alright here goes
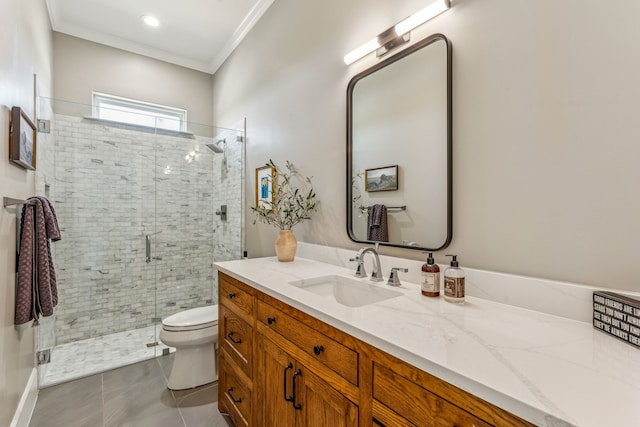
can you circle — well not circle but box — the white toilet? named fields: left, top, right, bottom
left=159, top=305, right=219, bottom=390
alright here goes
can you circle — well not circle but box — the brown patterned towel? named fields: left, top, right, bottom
left=367, top=204, right=389, bottom=242
left=15, top=196, right=61, bottom=325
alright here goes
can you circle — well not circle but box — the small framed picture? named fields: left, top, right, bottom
left=256, top=165, right=275, bottom=208
left=365, top=165, right=398, bottom=192
left=9, top=107, right=37, bottom=170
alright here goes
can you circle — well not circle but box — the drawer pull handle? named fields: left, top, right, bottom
left=227, top=332, right=242, bottom=344
left=267, top=316, right=276, bottom=325
left=313, top=345, right=324, bottom=356
left=228, top=292, right=236, bottom=299
left=283, top=363, right=293, bottom=402
left=292, top=369, right=302, bottom=410
left=227, top=387, right=242, bottom=403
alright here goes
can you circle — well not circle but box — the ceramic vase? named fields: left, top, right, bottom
left=275, top=229, right=297, bottom=262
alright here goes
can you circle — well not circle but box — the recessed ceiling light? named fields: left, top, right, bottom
left=142, top=15, right=160, bottom=27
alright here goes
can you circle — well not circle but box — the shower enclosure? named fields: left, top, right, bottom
left=35, top=98, right=244, bottom=386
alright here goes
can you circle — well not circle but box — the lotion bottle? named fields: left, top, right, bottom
left=444, top=255, right=465, bottom=304
left=421, top=252, right=440, bottom=297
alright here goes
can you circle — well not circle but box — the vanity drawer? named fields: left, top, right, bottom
left=257, top=299, right=358, bottom=386
left=220, top=352, right=251, bottom=427
left=373, top=363, right=491, bottom=427
left=220, top=305, right=253, bottom=378
left=219, top=274, right=254, bottom=322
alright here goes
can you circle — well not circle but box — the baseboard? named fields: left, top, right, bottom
left=10, top=368, right=38, bottom=427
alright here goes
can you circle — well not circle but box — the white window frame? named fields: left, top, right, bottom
left=92, top=92, right=188, bottom=132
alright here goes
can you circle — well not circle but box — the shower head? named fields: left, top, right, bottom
left=206, top=139, right=226, bottom=153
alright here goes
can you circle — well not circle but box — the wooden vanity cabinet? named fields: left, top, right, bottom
left=218, top=274, right=256, bottom=427
left=255, top=295, right=359, bottom=426
left=256, top=333, right=358, bottom=426
left=371, top=362, right=490, bottom=427
left=219, top=352, right=252, bottom=427
left=256, top=298, right=359, bottom=387
left=365, top=345, right=535, bottom=427
left=217, top=272, right=535, bottom=427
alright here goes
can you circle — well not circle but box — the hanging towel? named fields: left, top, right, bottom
left=15, top=196, right=61, bottom=325
left=367, top=204, right=389, bottom=242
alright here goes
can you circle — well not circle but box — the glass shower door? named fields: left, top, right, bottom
left=150, top=121, right=245, bottom=355
left=36, top=98, right=245, bottom=386
left=39, top=103, right=160, bottom=386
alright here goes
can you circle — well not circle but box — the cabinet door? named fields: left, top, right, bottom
left=295, top=361, right=358, bottom=427
left=220, top=305, right=253, bottom=378
left=255, top=335, right=296, bottom=427
left=257, top=335, right=358, bottom=427
left=219, top=352, right=251, bottom=427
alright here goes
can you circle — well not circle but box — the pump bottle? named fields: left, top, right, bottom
left=444, top=255, right=465, bottom=304
left=421, top=252, right=440, bottom=297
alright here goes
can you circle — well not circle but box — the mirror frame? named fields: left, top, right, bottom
left=346, top=33, right=452, bottom=251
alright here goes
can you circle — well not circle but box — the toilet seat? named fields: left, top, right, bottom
left=162, top=305, right=219, bottom=332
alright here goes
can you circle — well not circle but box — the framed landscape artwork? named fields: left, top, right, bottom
left=365, top=165, right=398, bottom=192
left=9, top=106, right=37, bottom=170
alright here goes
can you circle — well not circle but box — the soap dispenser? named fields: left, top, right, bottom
left=421, top=252, right=440, bottom=297
left=444, top=255, right=465, bottom=304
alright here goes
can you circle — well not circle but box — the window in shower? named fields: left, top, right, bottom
left=92, top=92, right=188, bottom=132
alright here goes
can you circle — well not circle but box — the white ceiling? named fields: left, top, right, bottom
left=45, top=0, right=275, bottom=74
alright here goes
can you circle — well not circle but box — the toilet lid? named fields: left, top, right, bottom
left=162, top=305, right=218, bottom=331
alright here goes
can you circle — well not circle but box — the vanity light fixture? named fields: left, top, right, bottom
left=343, top=0, right=450, bottom=65
left=142, top=15, right=160, bottom=27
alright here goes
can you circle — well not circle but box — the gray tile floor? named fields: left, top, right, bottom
left=29, top=354, right=234, bottom=427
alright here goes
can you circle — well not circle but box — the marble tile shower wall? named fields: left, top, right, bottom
left=52, top=115, right=239, bottom=344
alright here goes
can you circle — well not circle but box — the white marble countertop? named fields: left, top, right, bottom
left=215, top=256, right=640, bottom=427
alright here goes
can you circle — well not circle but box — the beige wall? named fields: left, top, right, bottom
left=213, top=0, right=640, bottom=293
left=53, top=33, right=214, bottom=126
left=0, top=0, right=53, bottom=424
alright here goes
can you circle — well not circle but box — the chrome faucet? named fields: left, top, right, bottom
left=349, top=247, right=383, bottom=282
left=387, top=267, right=408, bottom=287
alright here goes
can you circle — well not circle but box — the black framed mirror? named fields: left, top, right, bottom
left=347, top=33, right=452, bottom=251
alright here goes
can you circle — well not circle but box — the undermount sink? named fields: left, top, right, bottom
left=289, top=275, right=402, bottom=308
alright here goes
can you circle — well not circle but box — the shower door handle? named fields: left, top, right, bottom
left=145, top=235, right=151, bottom=263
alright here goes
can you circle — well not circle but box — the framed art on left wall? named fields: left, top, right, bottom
left=9, top=106, right=37, bottom=170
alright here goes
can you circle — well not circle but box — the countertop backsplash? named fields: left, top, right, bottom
left=296, top=241, right=640, bottom=324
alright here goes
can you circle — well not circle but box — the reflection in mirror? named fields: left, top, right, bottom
left=347, top=34, right=451, bottom=251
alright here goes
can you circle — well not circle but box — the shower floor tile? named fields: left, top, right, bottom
left=40, top=325, right=174, bottom=387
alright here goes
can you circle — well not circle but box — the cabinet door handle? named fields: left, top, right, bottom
left=313, top=345, right=324, bottom=356
left=227, top=387, right=242, bottom=403
left=283, top=363, right=293, bottom=402
left=227, top=332, right=242, bottom=344
left=228, top=292, right=236, bottom=299
left=292, top=369, right=302, bottom=410
left=267, top=316, right=276, bottom=325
